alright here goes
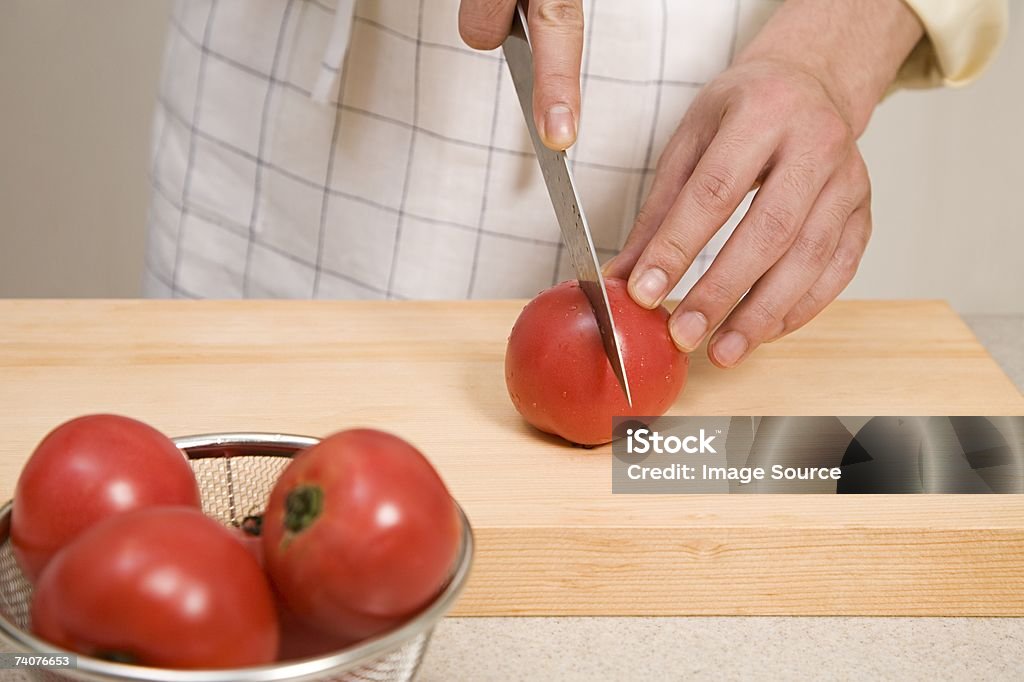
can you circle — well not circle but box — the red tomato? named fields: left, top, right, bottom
left=231, top=516, right=266, bottom=570
left=505, top=278, right=689, bottom=445
left=276, top=606, right=356, bottom=662
left=31, top=507, right=279, bottom=669
left=230, top=518, right=353, bottom=661
left=263, top=429, right=460, bottom=641
left=12, top=414, right=201, bottom=580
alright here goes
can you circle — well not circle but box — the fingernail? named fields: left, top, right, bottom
left=543, top=105, right=576, bottom=149
left=670, top=311, right=708, bottom=351
left=712, top=331, right=749, bottom=368
left=630, top=268, right=668, bottom=308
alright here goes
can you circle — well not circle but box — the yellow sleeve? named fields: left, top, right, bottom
left=895, top=0, right=1008, bottom=88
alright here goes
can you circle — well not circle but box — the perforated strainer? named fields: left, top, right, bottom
left=0, top=433, right=474, bottom=682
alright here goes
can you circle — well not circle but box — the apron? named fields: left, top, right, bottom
left=145, top=0, right=780, bottom=299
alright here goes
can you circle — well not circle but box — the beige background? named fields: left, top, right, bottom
left=0, top=0, right=1021, bottom=312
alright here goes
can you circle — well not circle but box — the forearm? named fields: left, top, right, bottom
left=734, top=0, right=924, bottom=135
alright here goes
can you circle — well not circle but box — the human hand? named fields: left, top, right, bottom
left=603, top=0, right=923, bottom=368
left=459, top=0, right=583, bottom=150
left=604, top=59, right=871, bottom=368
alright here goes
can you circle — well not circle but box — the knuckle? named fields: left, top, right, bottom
left=535, top=0, right=584, bottom=31
left=821, top=206, right=848, bottom=232
left=792, top=232, right=834, bottom=268
left=833, top=192, right=859, bottom=220
left=634, top=204, right=659, bottom=232
left=831, top=246, right=862, bottom=279
left=536, top=70, right=579, bottom=93
left=819, top=194, right=857, bottom=232
left=780, top=156, right=818, bottom=198
left=652, top=146, right=676, bottom=176
left=691, top=167, right=739, bottom=217
left=785, top=291, right=820, bottom=327
left=655, top=229, right=696, bottom=269
left=747, top=296, right=782, bottom=330
left=751, top=204, right=799, bottom=256
left=798, top=288, right=821, bottom=313
left=698, top=276, right=737, bottom=309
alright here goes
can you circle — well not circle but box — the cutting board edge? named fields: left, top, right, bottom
left=451, top=524, right=1024, bottom=616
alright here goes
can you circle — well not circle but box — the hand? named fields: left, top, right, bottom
left=604, top=60, right=871, bottom=368
left=603, top=0, right=923, bottom=368
left=459, top=0, right=583, bottom=150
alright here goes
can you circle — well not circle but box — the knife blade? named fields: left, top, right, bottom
left=501, top=3, right=632, bottom=406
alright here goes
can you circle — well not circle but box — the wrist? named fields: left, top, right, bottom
left=733, top=0, right=923, bottom=134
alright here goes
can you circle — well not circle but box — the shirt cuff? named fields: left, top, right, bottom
left=893, top=0, right=1008, bottom=89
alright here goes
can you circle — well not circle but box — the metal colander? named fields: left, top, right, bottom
left=0, top=433, right=474, bottom=682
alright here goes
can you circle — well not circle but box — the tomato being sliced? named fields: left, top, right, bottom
left=263, top=429, right=460, bottom=642
left=31, top=506, right=279, bottom=669
left=12, top=414, right=201, bottom=580
left=505, top=278, right=689, bottom=445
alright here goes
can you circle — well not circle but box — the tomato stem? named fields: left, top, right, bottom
left=284, top=485, right=324, bottom=534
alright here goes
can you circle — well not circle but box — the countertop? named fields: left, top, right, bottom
left=420, top=314, right=1024, bottom=681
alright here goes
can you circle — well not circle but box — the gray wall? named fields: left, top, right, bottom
left=0, top=1, right=1021, bottom=312
left=852, top=5, right=1024, bottom=314
left=0, top=0, right=172, bottom=297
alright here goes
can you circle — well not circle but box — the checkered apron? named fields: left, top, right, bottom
left=145, top=0, right=778, bottom=299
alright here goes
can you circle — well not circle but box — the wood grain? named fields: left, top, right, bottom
left=0, top=299, right=1022, bottom=615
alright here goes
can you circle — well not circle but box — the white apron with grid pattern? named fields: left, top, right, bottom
left=145, top=0, right=778, bottom=300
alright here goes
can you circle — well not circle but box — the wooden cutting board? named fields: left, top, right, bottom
left=1, top=300, right=1022, bottom=616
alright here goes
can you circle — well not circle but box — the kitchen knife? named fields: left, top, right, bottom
left=502, top=3, right=632, bottom=406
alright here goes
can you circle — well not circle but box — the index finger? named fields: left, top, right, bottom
left=626, top=120, right=776, bottom=309
left=527, top=0, right=584, bottom=150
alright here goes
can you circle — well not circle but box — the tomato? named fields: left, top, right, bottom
left=505, top=278, right=689, bottom=445
left=230, top=517, right=353, bottom=661
left=31, top=507, right=279, bottom=669
left=232, top=516, right=266, bottom=570
left=12, top=414, right=201, bottom=580
left=263, top=429, right=460, bottom=641
left=276, top=606, right=356, bottom=662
